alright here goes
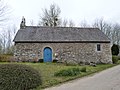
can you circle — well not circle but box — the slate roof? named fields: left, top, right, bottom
left=13, top=26, right=110, bottom=43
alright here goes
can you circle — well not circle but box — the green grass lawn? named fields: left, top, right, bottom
left=0, top=62, right=118, bottom=90
left=22, top=63, right=116, bottom=90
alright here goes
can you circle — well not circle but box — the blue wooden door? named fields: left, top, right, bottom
left=43, top=47, right=52, bottom=62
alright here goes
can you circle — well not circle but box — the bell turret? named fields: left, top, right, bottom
left=20, top=16, right=26, bottom=29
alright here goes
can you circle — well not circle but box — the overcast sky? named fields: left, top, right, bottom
left=8, top=0, right=120, bottom=27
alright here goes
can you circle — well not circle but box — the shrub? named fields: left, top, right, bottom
left=112, top=56, right=118, bottom=64
left=111, top=44, right=119, bottom=55
left=54, top=68, right=81, bottom=76
left=118, top=56, right=120, bottom=60
left=38, top=59, right=43, bottom=63
left=0, top=54, right=11, bottom=62
left=81, top=67, right=87, bottom=72
left=0, top=64, right=42, bottom=90
left=53, top=59, right=58, bottom=63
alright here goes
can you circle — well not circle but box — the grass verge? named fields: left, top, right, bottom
left=24, top=63, right=117, bottom=90
left=0, top=62, right=118, bottom=90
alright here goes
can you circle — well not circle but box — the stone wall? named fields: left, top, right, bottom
left=14, top=43, right=112, bottom=64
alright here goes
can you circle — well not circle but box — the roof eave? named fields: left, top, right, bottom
left=14, top=40, right=110, bottom=43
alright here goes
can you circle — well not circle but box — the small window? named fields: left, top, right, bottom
left=97, top=44, right=101, bottom=51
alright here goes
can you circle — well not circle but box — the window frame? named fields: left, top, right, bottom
left=96, top=44, right=101, bottom=52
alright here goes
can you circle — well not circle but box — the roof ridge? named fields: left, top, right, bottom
left=25, top=26, right=99, bottom=29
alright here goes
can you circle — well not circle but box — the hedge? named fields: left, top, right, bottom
left=0, top=64, right=42, bottom=90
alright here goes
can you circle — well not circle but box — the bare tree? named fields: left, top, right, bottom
left=92, top=18, right=107, bottom=31
left=92, top=18, right=112, bottom=36
left=0, top=38, right=3, bottom=54
left=38, top=3, right=61, bottom=27
left=69, top=20, right=75, bottom=27
left=6, top=25, right=17, bottom=54
left=62, top=19, right=68, bottom=27
left=92, top=18, right=120, bottom=46
left=0, top=0, right=11, bottom=25
left=0, top=30, right=7, bottom=54
left=0, top=0, right=13, bottom=54
left=79, top=19, right=89, bottom=28
left=7, top=29, right=11, bottom=49
left=111, top=23, right=120, bottom=45
left=61, top=19, right=76, bottom=27
left=0, top=24, right=17, bottom=54
left=30, top=19, right=34, bottom=26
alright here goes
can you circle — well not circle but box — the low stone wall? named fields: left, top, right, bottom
left=14, top=43, right=112, bottom=64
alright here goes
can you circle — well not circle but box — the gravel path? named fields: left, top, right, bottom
left=44, top=65, right=120, bottom=90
